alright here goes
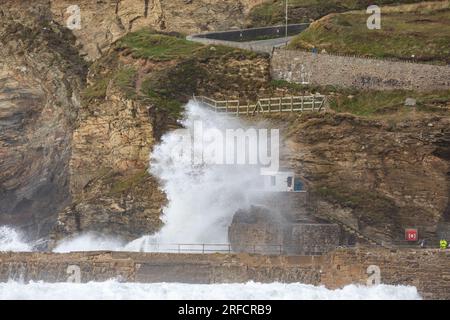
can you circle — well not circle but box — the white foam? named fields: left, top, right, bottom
left=53, top=233, right=125, bottom=253
left=129, top=101, right=264, bottom=249
left=0, top=281, right=421, bottom=300
left=0, top=226, right=32, bottom=252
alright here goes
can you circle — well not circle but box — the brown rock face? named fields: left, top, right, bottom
left=52, top=87, right=166, bottom=241
left=50, top=0, right=266, bottom=60
left=282, top=113, right=450, bottom=244
left=50, top=34, right=271, bottom=241
left=0, top=1, right=86, bottom=239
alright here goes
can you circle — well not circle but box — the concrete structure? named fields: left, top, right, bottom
left=228, top=205, right=341, bottom=255
left=1, top=249, right=449, bottom=299
left=262, top=171, right=305, bottom=192
left=271, top=49, right=450, bottom=91
left=187, top=24, right=309, bottom=54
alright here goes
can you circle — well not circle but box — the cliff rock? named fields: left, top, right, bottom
left=0, top=1, right=87, bottom=239
left=50, top=0, right=266, bottom=60
left=282, top=113, right=450, bottom=243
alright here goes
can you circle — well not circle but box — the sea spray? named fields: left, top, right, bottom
left=53, top=233, right=125, bottom=253
left=126, top=101, right=268, bottom=250
left=0, top=226, right=32, bottom=252
left=0, top=281, right=421, bottom=300
left=3, top=100, right=278, bottom=253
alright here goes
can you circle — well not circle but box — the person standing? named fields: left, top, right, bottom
left=420, top=239, right=426, bottom=248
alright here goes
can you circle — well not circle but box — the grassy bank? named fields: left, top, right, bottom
left=270, top=80, right=450, bottom=117
left=288, top=1, right=450, bottom=64
left=248, top=0, right=428, bottom=26
left=83, top=29, right=270, bottom=122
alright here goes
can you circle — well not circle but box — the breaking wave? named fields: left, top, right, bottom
left=0, top=226, right=32, bottom=252
left=53, top=233, right=125, bottom=253
left=0, top=281, right=421, bottom=300
left=126, top=100, right=267, bottom=250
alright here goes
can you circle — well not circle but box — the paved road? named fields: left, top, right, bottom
left=245, top=36, right=295, bottom=49
left=187, top=24, right=306, bottom=54
left=186, top=35, right=297, bottom=54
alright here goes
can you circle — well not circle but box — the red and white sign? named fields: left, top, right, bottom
left=405, top=229, right=418, bottom=241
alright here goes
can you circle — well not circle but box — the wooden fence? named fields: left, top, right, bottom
left=193, top=95, right=326, bottom=116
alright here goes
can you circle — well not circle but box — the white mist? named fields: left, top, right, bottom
left=126, top=101, right=264, bottom=250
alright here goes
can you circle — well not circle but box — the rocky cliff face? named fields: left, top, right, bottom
left=51, top=87, right=166, bottom=242
left=50, top=0, right=266, bottom=61
left=0, top=1, right=87, bottom=239
left=281, top=113, right=450, bottom=243
left=1, top=0, right=448, bottom=248
left=50, top=29, right=271, bottom=242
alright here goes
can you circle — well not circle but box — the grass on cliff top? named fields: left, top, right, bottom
left=85, top=28, right=266, bottom=121
left=329, top=90, right=450, bottom=116
left=271, top=80, right=450, bottom=117
left=248, top=0, right=427, bottom=26
left=116, top=29, right=203, bottom=61
left=287, top=2, right=450, bottom=64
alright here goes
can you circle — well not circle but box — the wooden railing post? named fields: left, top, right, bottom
left=197, top=95, right=326, bottom=115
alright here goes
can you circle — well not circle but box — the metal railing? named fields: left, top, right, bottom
left=194, top=95, right=326, bottom=116
left=136, top=243, right=328, bottom=256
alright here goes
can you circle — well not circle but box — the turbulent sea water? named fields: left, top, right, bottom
left=0, top=101, right=423, bottom=300
left=0, top=226, right=422, bottom=300
left=0, top=281, right=421, bottom=300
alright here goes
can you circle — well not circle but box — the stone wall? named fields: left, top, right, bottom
left=0, top=249, right=449, bottom=299
left=321, top=248, right=450, bottom=300
left=228, top=204, right=342, bottom=255
left=249, top=192, right=311, bottom=222
left=0, top=251, right=324, bottom=285
left=289, top=224, right=340, bottom=255
left=271, top=49, right=450, bottom=91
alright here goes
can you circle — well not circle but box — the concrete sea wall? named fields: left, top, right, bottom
left=0, top=248, right=449, bottom=299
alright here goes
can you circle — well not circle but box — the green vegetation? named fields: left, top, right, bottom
left=269, top=81, right=450, bottom=117
left=315, top=186, right=400, bottom=226
left=109, top=170, right=149, bottom=195
left=329, top=90, right=450, bottom=116
left=82, top=77, right=110, bottom=102
left=116, top=29, right=203, bottom=61
left=113, top=67, right=137, bottom=98
left=83, top=28, right=265, bottom=122
left=248, top=0, right=426, bottom=26
left=270, top=79, right=337, bottom=93
left=288, top=2, right=450, bottom=64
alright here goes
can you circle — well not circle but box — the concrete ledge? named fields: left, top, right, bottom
left=0, top=248, right=449, bottom=299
